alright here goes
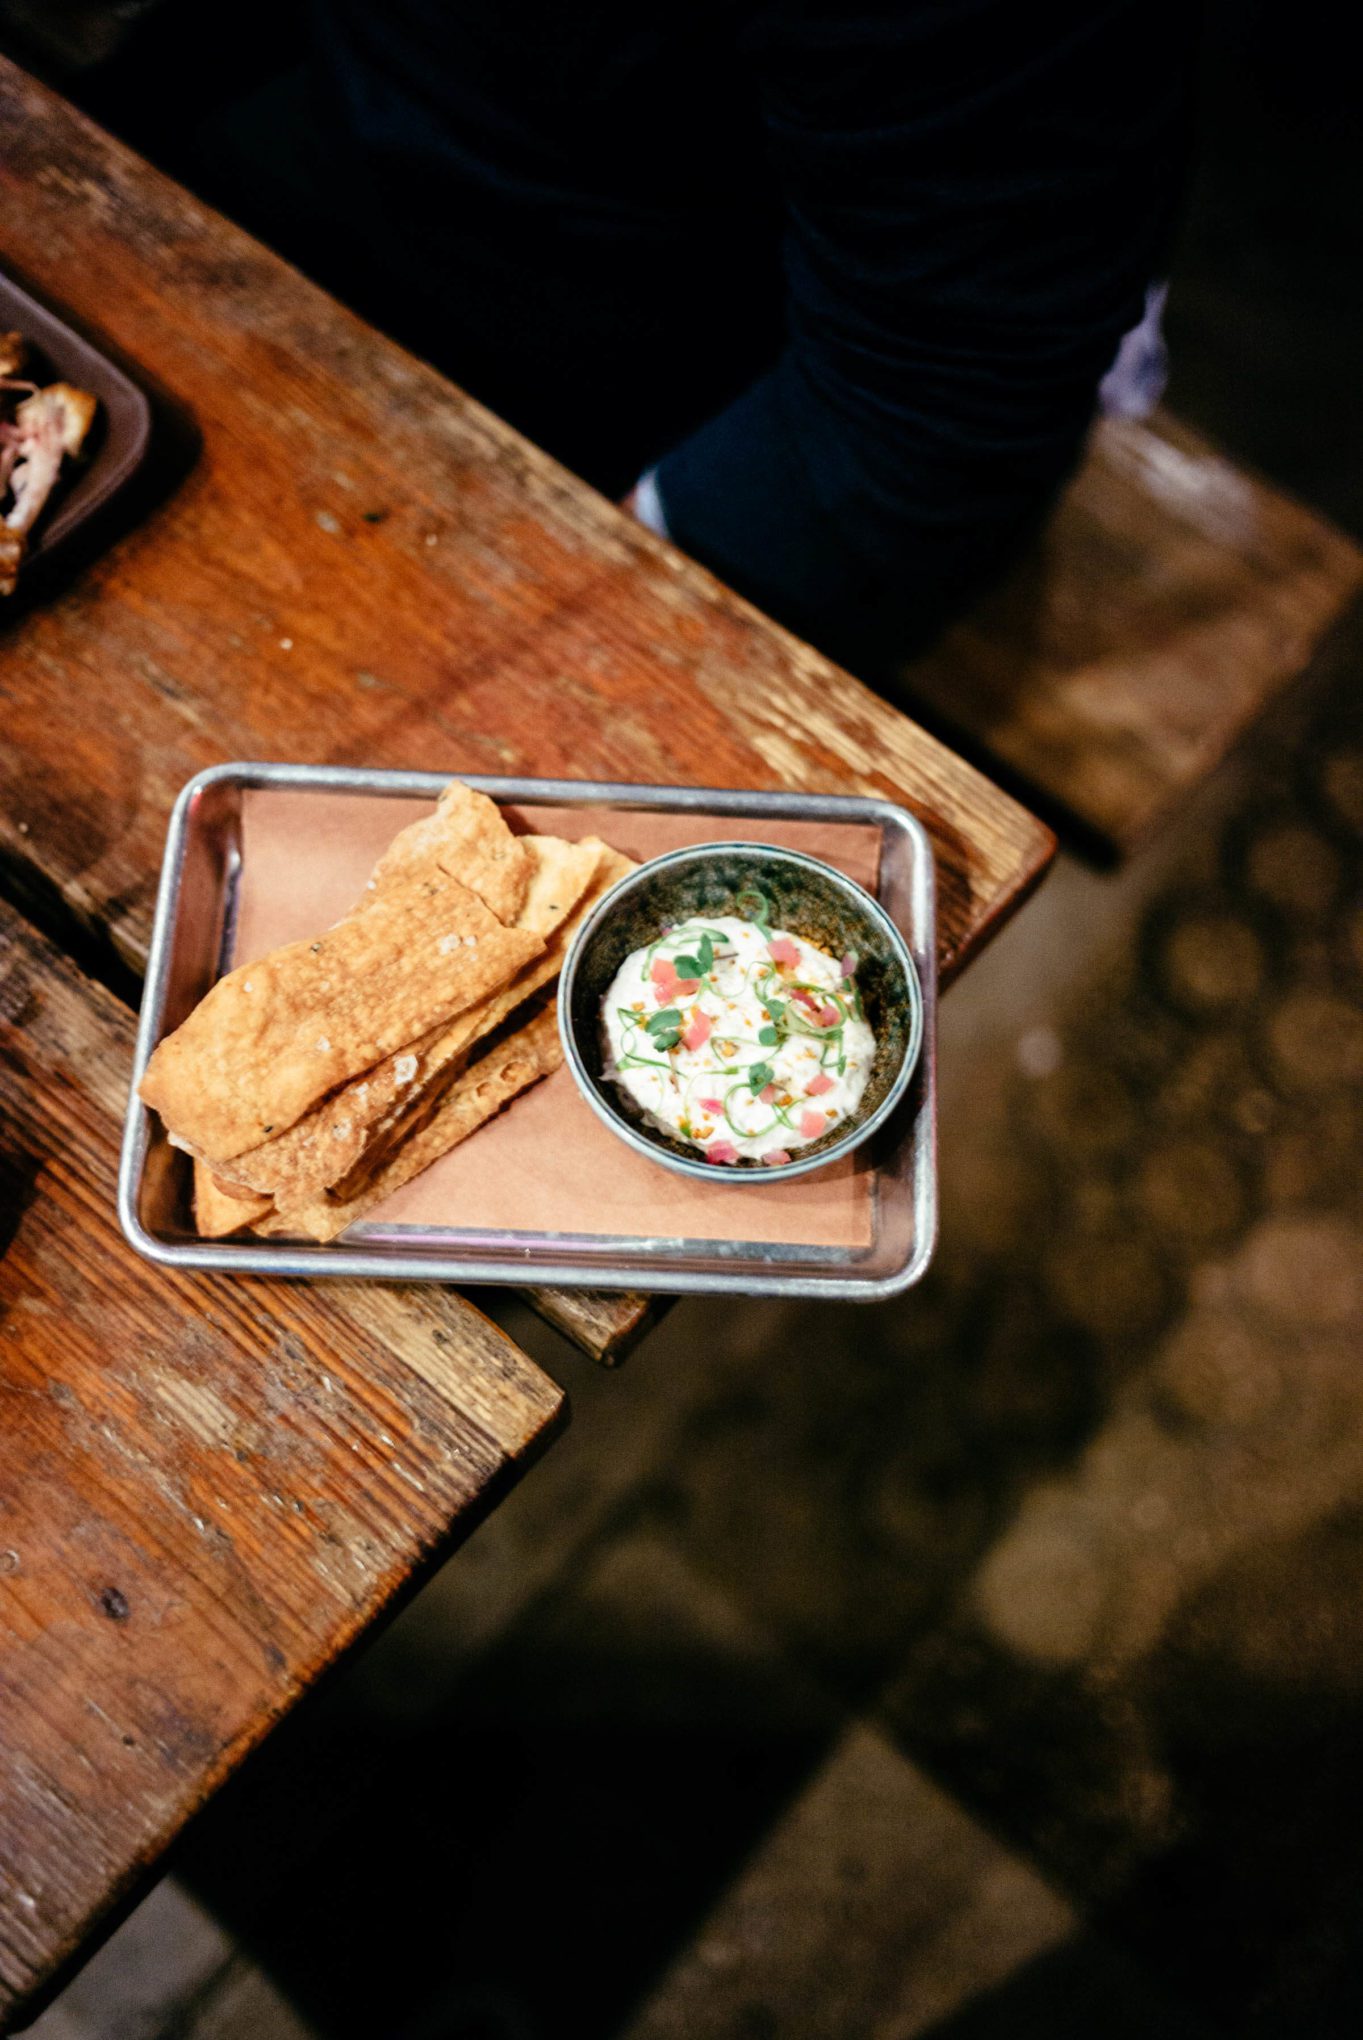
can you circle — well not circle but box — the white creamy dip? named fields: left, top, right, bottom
left=601, top=913, right=877, bottom=1165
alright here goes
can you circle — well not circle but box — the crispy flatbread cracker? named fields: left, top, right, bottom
left=140, top=869, right=543, bottom=1161
left=259, top=1001, right=563, bottom=1244
left=212, top=835, right=602, bottom=1198
left=364, top=780, right=529, bottom=923
left=193, top=1160, right=272, bottom=1237
left=327, top=843, right=634, bottom=1200
left=216, top=837, right=627, bottom=1203
left=325, top=838, right=625, bottom=1193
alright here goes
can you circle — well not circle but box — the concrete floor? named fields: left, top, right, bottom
left=21, top=10, right=1363, bottom=2038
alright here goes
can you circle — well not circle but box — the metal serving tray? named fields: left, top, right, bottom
left=119, top=764, right=937, bottom=1301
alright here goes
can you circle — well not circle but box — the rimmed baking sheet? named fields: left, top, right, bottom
left=120, top=766, right=937, bottom=1300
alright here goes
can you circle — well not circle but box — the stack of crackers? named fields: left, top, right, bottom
left=139, top=781, right=631, bottom=1242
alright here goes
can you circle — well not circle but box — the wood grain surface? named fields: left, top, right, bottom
left=523, top=1286, right=669, bottom=1369
left=898, top=410, right=1363, bottom=854
left=0, top=57, right=1050, bottom=999
left=0, top=58, right=1050, bottom=1366
left=0, top=897, right=566, bottom=2030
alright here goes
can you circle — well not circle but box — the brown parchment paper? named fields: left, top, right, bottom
left=235, top=790, right=883, bottom=1248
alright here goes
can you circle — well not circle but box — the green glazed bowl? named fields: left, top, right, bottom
left=557, top=842, right=923, bottom=1183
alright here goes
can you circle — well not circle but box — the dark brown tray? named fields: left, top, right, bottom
left=1, top=266, right=153, bottom=567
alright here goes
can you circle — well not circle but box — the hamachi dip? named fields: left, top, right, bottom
left=601, top=906, right=877, bottom=1166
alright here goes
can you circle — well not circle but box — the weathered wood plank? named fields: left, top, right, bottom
left=0, top=56, right=1051, bottom=997
left=897, top=410, right=1363, bottom=854
left=0, top=897, right=566, bottom=2028
left=523, top=1288, right=672, bottom=1369
left=0, top=58, right=1051, bottom=1364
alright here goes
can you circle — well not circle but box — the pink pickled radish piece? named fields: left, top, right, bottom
left=706, top=1140, right=740, bottom=1165
left=698, top=1096, right=723, bottom=1113
left=675, top=978, right=701, bottom=996
left=768, top=935, right=800, bottom=966
left=805, top=1071, right=835, bottom=1097
left=793, top=988, right=835, bottom=1023
left=681, top=1011, right=712, bottom=1051
left=840, top=953, right=857, bottom=977
left=651, top=958, right=678, bottom=1002
left=799, top=1109, right=826, bottom=1139
left=760, top=1083, right=778, bottom=1104
left=764, top=1149, right=792, bottom=1166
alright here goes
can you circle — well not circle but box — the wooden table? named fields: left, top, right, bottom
left=0, top=899, right=566, bottom=2028
left=0, top=58, right=1052, bottom=2031
left=0, top=55, right=1052, bottom=1361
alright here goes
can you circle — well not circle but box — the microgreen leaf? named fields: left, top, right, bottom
left=758, top=1025, right=779, bottom=1046
left=653, top=1029, right=681, bottom=1051
left=672, top=955, right=701, bottom=979
left=645, top=1008, right=682, bottom=1035
left=697, top=933, right=715, bottom=973
left=748, top=1061, right=775, bottom=1090
left=736, top=885, right=772, bottom=933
